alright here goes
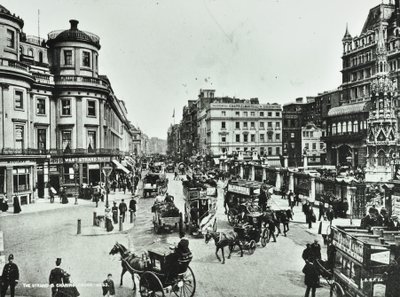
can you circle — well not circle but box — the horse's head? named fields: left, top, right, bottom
left=109, top=242, right=121, bottom=255
left=204, top=229, right=215, bottom=244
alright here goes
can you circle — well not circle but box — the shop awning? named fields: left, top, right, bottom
left=112, top=160, right=130, bottom=174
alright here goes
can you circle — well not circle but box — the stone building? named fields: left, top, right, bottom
left=196, top=89, right=282, bottom=158
left=0, top=5, right=134, bottom=204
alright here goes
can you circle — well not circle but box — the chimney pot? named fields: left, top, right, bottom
left=69, top=19, right=79, bottom=30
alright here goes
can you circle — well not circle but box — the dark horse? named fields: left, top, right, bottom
left=109, top=242, right=147, bottom=291
left=205, top=230, right=243, bottom=264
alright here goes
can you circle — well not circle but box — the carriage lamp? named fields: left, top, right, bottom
left=103, top=165, right=113, bottom=209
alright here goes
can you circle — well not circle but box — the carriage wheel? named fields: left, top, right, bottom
left=227, top=209, right=237, bottom=226
left=248, top=240, right=256, bottom=255
left=260, top=229, right=269, bottom=247
left=175, top=266, right=196, bottom=297
left=139, top=271, right=165, bottom=297
left=330, top=282, right=345, bottom=297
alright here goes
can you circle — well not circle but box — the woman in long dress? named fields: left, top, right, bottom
left=105, top=208, right=114, bottom=232
left=13, top=196, right=21, bottom=214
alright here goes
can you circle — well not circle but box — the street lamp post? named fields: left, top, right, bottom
left=102, top=165, right=113, bottom=209
left=73, top=163, right=79, bottom=205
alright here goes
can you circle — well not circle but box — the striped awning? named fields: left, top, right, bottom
left=112, top=159, right=130, bottom=174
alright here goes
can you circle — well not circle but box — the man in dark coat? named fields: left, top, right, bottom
left=383, top=257, right=400, bottom=297
left=49, top=258, right=66, bottom=297
left=129, top=197, right=137, bottom=217
left=326, top=205, right=335, bottom=226
left=310, top=240, right=322, bottom=260
left=302, top=244, right=313, bottom=262
left=1, top=254, right=19, bottom=297
left=119, top=199, right=128, bottom=223
left=302, top=261, right=319, bottom=297
left=258, top=188, right=268, bottom=211
left=111, top=202, right=118, bottom=224
left=102, top=273, right=115, bottom=297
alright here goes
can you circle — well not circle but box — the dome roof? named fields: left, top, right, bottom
left=47, top=20, right=100, bottom=49
left=0, top=4, right=24, bottom=27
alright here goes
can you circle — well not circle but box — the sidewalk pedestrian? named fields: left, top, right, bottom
left=267, top=219, right=276, bottom=242
left=12, top=196, right=21, bottom=214
left=105, top=208, right=114, bottom=232
left=1, top=254, right=19, bottom=297
left=102, top=273, right=115, bottom=297
left=318, top=202, right=325, bottom=221
left=326, top=205, right=334, bottom=226
left=129, top=197, right=137, bottom=218
left=302, top=244, right=312, bottom=262
left=302, top=260, right=319, bottom=297
left=119, top=199, right=127, bottom=223
left=112, top=202, right=118, bottom=224
left=282, top=210, right=290, bottom=236
left=310, top=240, right=321, bottom=260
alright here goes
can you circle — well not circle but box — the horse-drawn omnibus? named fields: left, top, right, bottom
left=317, top=225, right=400, bottom=297
left=224, top=180, right=264, bottom=225
left=183, top=184, right=217, bottom=237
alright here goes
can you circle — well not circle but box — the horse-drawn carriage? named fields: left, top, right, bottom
left=233, top=208, right=269, bottom=254
left=143, top=173, right=168, bottom=198
left=224, top=180, right=264, bottom=225
left=183, top=184, right=217, bottom=237
left=110, top=242, right=196, bottom=297
left=152, top=197, right=182, bottom=234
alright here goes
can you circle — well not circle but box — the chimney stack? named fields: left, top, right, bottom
left=69, top=19, right=79, bottom=30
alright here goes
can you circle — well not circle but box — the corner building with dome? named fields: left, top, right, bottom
left=0, top=5, right=136, bottom=205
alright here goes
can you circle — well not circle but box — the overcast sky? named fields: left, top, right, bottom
left=3, top=0, right=380, bottom=138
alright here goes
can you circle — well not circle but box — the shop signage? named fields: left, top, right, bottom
left=332, top=229, right=364, bottom=263
left=392, top=195, right=400, bottom=218
left=64, top=157, right=111, bottom=164
left=370, top=251, right=390, bottom=265
left=228, top=184, right=250, bottom=196
left=50, top=158, right=63, bottom=164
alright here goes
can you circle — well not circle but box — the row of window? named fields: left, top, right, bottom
left=63, top=49, right=96, bottom=68
left=221, top=121, right=281, bottom=129
left=221, top=133, right=281, bottom=143
left=351, top=68, right=372, bottom=82
left=343, top=33, right=375, bottom=53
left=221, top=146, right=281, bottom=156
left=13, top=91, right=97, bottom=117
left=220, top=110, right=281, bottom=117
left=349, top=85, right=370, bottom=100
left=304, top=142, right=325, bottom=150
left=328, top=120, right=367, bottom=135
left=14, top=124, right=97, bottom=151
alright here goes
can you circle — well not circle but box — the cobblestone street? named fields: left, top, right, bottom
left=0, top=174, right=333, bottom=297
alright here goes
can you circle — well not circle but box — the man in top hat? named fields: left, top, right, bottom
left=49, top=258, right=66, bottom=297
left=1, top=254, right=19, bottom=297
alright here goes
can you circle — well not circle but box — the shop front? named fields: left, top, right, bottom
left=0, top=159, right=37, bottom=206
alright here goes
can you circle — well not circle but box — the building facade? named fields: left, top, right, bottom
left=302, top=123, right=326, bottom=166
left=0, top=5, right=134, bottom=204
left=196, top=89, right=282, bottom=158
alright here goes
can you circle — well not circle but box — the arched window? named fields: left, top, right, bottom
left=38, top=51, right=43, bottom=63
left=342, top=122, right=347, bottom=133
left=377, top=150, right=386, bottom=166
left=337, top=122, right=342, bottom=134
left=348, top=121, right=352, bottom=133
left=19, top=46, right=23, bottom=55
left=28, top=48, right=33, bottom=57
left=332, top=124, right=337, bottom=135
left=353, top=121, right=358, bottom=132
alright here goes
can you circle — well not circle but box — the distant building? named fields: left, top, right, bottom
left=167, top=124, right=181, bottom=159
left=148, top=137, right=167, bottom=155
left=301, top=123, right=326, bottom=165
left=196, top=89, right=282, bottom=158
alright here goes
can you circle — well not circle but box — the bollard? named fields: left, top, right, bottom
left=119, top=215, right=123, bottom=231
left=130, top=211, right=133, bottom=224
left=77, top=219, right=81, bottom=235
left=93, top=212, right=97, bottom=226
